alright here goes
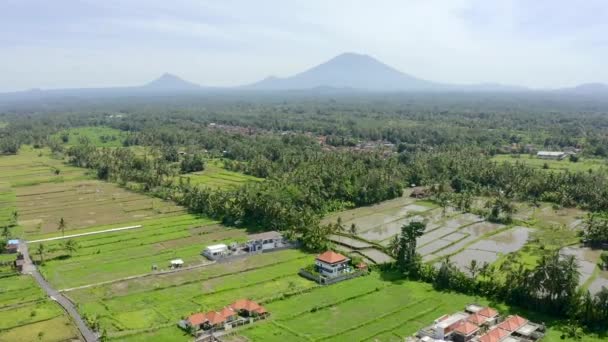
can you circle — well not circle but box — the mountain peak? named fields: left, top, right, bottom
left=144, top=73, right=200, bottom=90
left=249, top=52, right=435, bottom=91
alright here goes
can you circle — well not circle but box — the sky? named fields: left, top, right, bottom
left=1, top=0, right=607, bottom=92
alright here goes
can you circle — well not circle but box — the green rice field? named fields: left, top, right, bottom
left=53, top=126, right=127, bottom=148
left=492, top=154, right=607, bottom=173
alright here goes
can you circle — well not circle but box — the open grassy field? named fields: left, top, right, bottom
left=16, top=179, right=185, bottom=236
left=35, top=214, right=247, bottom=289
left=53, top=126, right=127, bottom=148
left=492, top=154, right=607, bottom=173
left=177, top=160, right=261, bottom=189
left=0, top=272, right=81, bottom=342
left=0, top=146, right=92, bottom=188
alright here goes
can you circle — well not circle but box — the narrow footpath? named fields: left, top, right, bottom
left=19, top=241, right=98, bottom=342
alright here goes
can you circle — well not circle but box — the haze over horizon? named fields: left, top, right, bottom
left=1, top=0, right=608, bottom=92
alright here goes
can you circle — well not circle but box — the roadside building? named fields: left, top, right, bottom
left=184, top=313, right=207, bottom=331
left=202, top=244, right=228, bottom=259
left=230, top=299, right=268, bottom=317
left=5, top=239, right=19, bottom=254
left=202, top=311, right=227, bottom=330
left=219, top=307, right=237, bottom=322
left=315, top=251, right=351, bottom=278
left=245, top=231, right=284, bottom=252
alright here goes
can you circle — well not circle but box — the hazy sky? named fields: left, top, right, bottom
left=1, top=0, right=607, bottom=92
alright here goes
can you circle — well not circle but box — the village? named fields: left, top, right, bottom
left=411, top=304, right=545, bottom=342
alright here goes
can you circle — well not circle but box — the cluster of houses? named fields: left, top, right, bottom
left=179, top=299, right=269, bottom=335
left=300, top=250, right=368, bottom=285
left=413, top=304, right=544, bottom=342
left=201, top=231, right=293, bottom=261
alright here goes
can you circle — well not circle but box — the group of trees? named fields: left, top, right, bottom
left=583, top=213, right=608, bottom=245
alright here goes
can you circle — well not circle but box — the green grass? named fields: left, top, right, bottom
left=493, top=154, right=607, bottom=173
left=0, top=315, right=80, bottom=342
left=37, top=214, right=245, bottom=289
left=0, top=274, right=80, bottom=341
left=0, top=122, right=7, bottom=129
left=54, top=126, right=127, bottom=148
left=177, top=161, right=261, bottom=189
left=0, top=146, right=93, bottom=189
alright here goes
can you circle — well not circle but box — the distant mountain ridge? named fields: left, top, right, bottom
left=1, top=53, right=607, bottom=97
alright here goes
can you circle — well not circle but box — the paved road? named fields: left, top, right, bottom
left=28, top=224, right=142, bottom=243
left=19, top=241, right=98, bottom=342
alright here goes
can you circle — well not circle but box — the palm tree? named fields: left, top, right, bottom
left=387, top=235, right=400, bottom=257
left=63, top=239, right=79, bottom=257
left=36, top=244, right=45, bottom=265
left=58, top=217, right=66, bottom=236
left=466, top=260, right=479, bottom=278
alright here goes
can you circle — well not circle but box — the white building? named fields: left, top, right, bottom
left=245, top=231, right=284, bottom=252
left=202, top=244, right=228, bottom=259
left=536, top=151, right=566, bottom=160
left=315, top=251, right=350, bottom=278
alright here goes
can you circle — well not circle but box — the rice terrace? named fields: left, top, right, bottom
left=3, top=6, right=608, bottom=341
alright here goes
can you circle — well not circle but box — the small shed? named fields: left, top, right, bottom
left=202, top=244, right=228, bottom=259
left=5, top=239, right=19, bottom=254
left=170, top=259, right=184, bottom=268
left=14, top=259, right=24, bottom=272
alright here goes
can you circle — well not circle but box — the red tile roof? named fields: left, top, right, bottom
left=231, top=299, right=262, bottom=312
left=478, top=307, right=499, bottom=318
left=204, top=311, right=226, bottom=325
left=453, top=320, right=480, bottom=335
left=468, top=313, right=487, bottom=325
left=316, top=251, right=347, bottom=264
left=478, top=327, right=510, bottom=342
left=187, top=313, right=206, bottom=326
left=219, top=307, right=236, bottom=319
left=498, top=315, right=528, bottom=332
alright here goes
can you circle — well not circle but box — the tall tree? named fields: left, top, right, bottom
left=397, top=221, right=426, bottom=275
left=36, top=243, right=45, bottom=264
